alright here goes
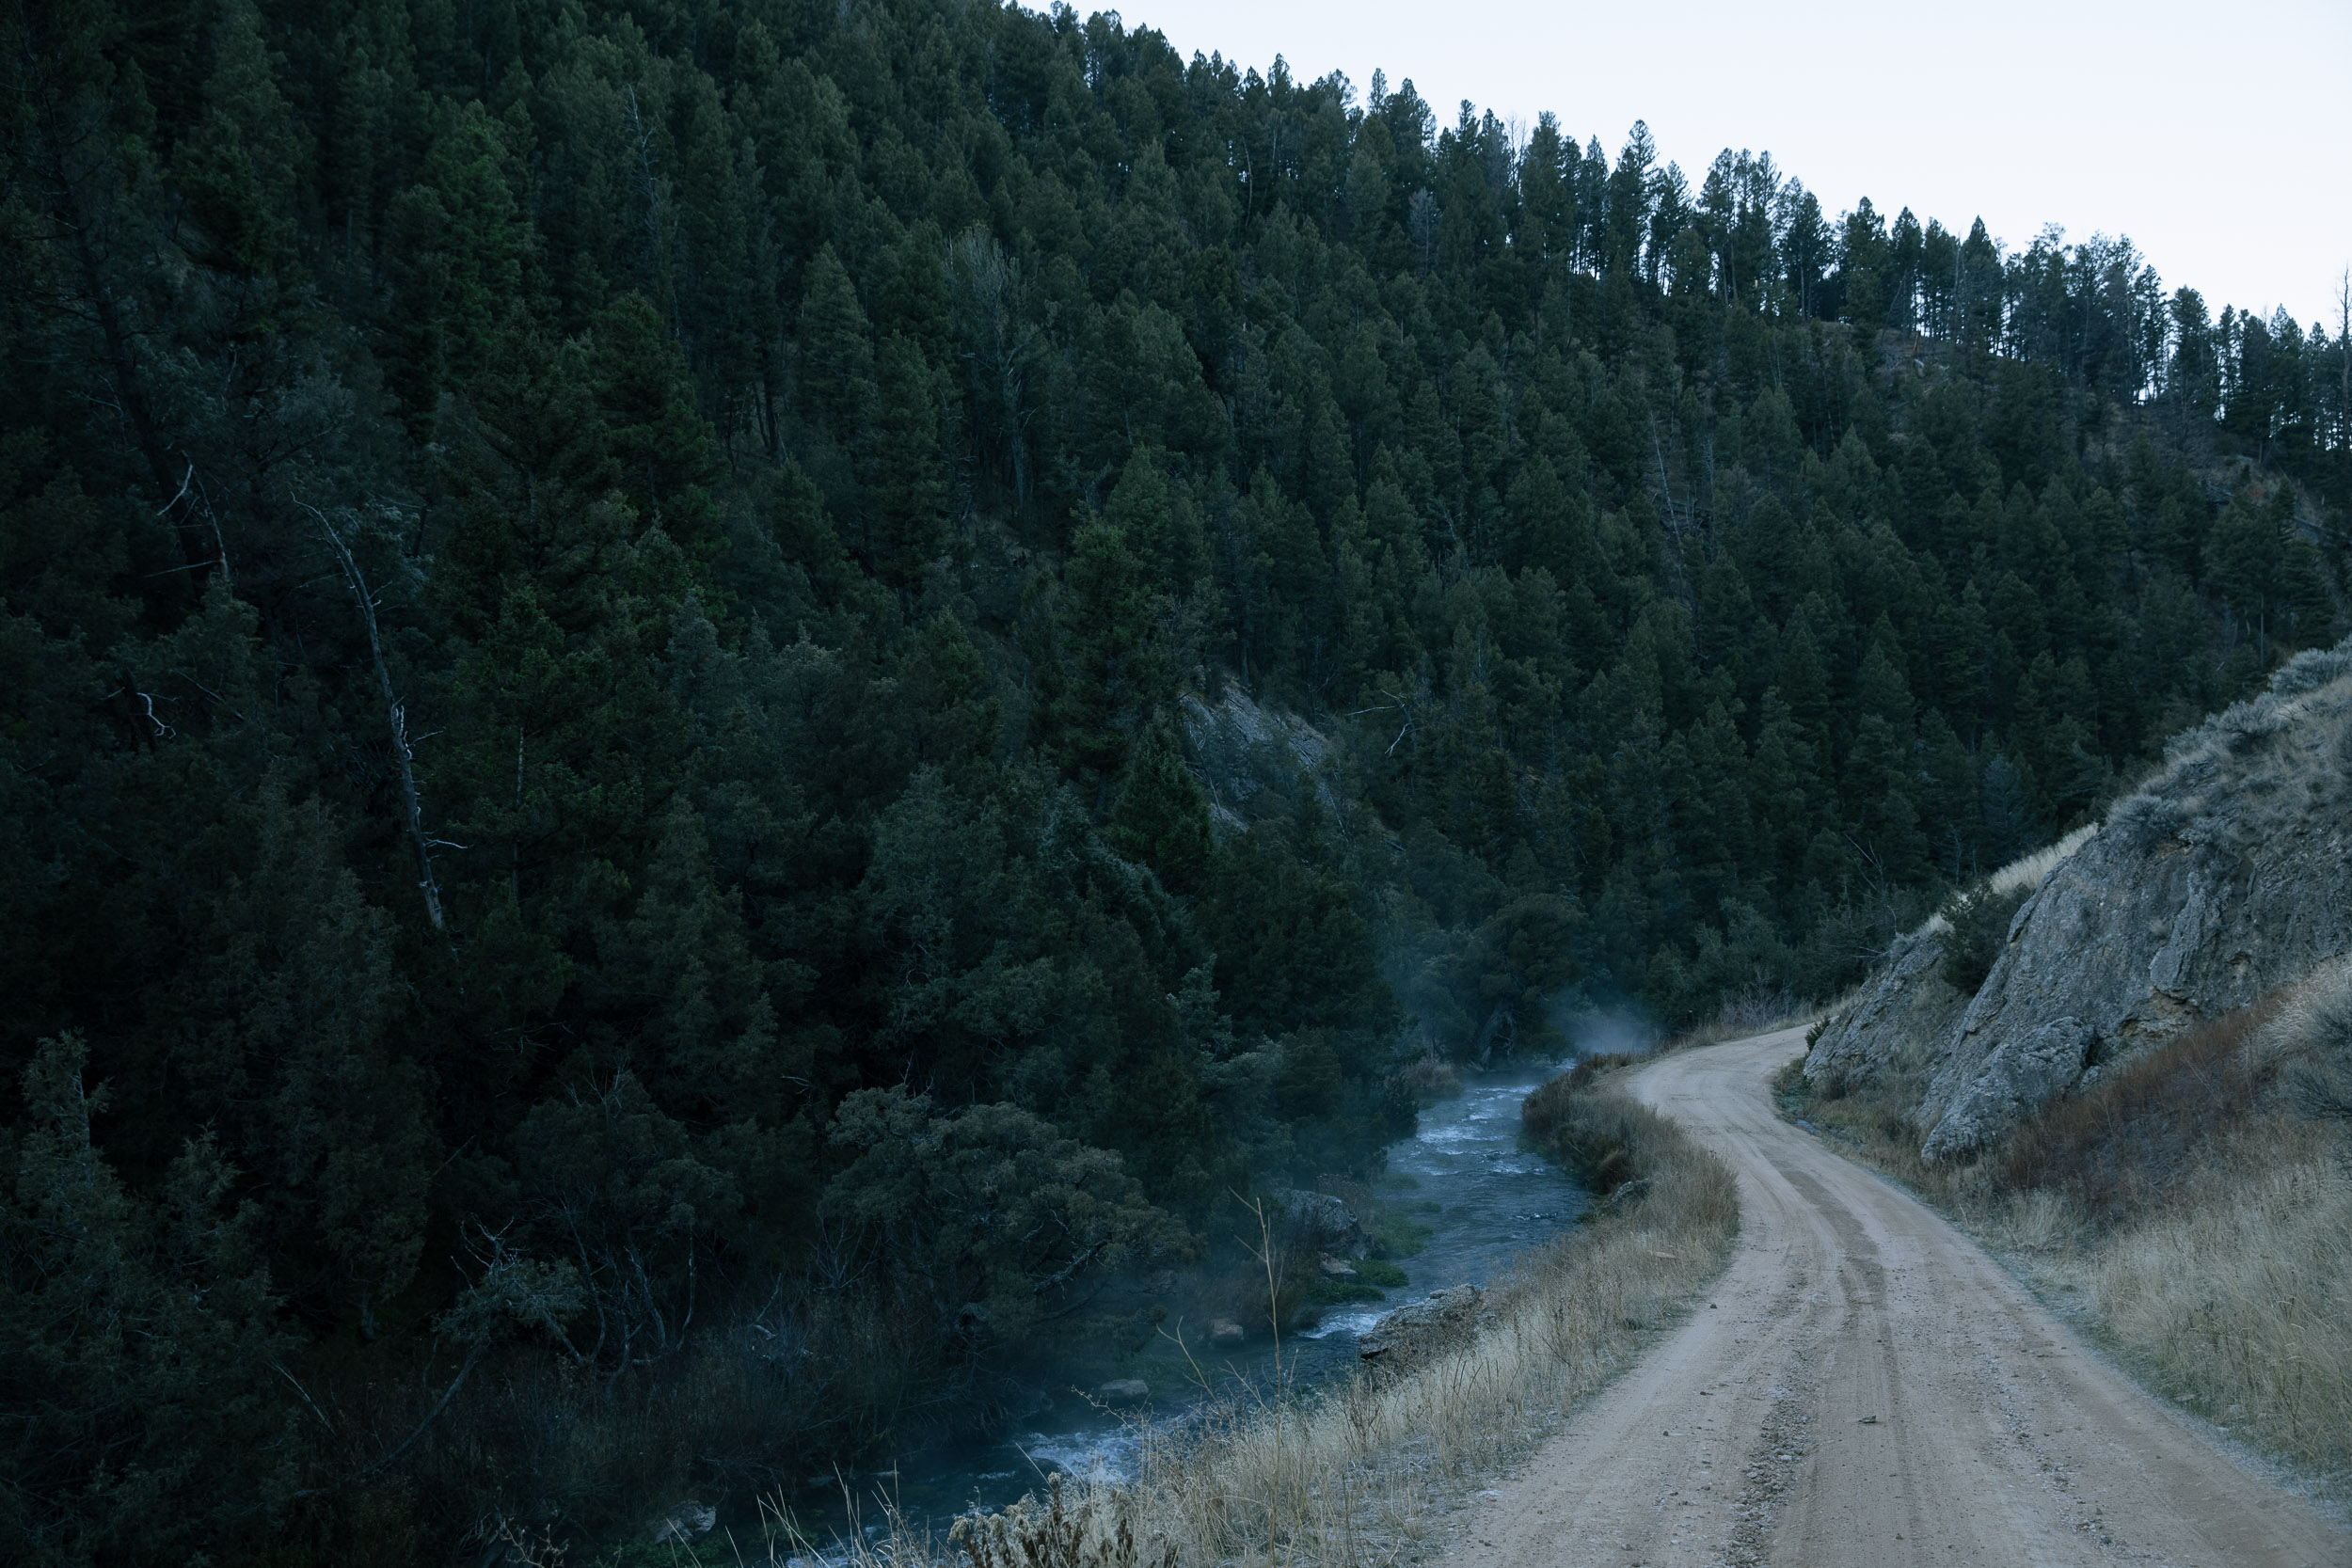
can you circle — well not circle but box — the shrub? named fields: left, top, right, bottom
left=2271, top=963, right=2352, bottom=1123
left=2267, top=644, right=2352, bottom=698
left=2103, top=790, right=2185, bottom=848
left=1994, top=1007, right=2267, bottom=1225
left=1520, top=1063, right=1650, bottom=1194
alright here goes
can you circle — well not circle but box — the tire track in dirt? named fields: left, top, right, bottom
left=1434, top=1027, right=2344, bottom=1568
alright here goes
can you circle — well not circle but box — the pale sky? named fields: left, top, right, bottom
left=1123, top=0, right=2352, bottom=332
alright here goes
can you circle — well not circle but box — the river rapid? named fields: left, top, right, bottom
left=791, top=1059, right=1589, bottom=1543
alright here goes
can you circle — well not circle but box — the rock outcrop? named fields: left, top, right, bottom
left=1806, top=642, right=2352, bottom=1160
left=1179, top=687, right=1342, bottom=837
left=1267, top=1187, right=1369, bottom=1256
left=1804, top=924, right=1967, bottom=1095
left=1357, top=1284, right=1487, bottom=1367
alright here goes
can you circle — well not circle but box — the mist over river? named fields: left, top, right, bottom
left=794, top=1059, right=1592, bottom=1541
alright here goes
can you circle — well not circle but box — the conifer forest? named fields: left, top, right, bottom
left=3, top=0, right=2349, bottom=1559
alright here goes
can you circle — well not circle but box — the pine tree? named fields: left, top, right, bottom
left=1111, top=716, right=1213, bottom=895
left=797, top=244, right=878, bottom=445
left=868, top=332, right=950, bottom=588
left=171, top=0, right=305, bottom=275
left=1037, top=518, right=1163, bottom=794
left=385, top=100, right=531, bottom=407
left=588, top=293, right=723, bottom=560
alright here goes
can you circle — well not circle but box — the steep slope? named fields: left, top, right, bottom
left=1807, top=640, right=2352, bottom=1158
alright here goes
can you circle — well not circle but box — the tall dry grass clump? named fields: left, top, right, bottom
left=2077, top=963, right=2352, bottom=1481
left=893, top=1071, right=1736, bottom=1568
left=2092, top=1137, right=2351, bottom=1476
left=1983, top=822, right=2099, bottom=900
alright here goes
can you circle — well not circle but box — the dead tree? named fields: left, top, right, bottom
left=303, top=501, right=449, bottom=931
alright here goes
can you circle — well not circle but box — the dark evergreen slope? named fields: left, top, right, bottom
left=1, top=0, right=2346, bottom=1556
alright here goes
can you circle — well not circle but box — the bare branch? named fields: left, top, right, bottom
left=302, top=499, right=447, bottom=931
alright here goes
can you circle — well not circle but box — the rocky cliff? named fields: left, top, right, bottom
left=1806, top=641, right=2352, bottom=1160
left=1179, top=686, right=1345, bottom=837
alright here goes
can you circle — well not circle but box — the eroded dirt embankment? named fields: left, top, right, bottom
left=1434, top=1027, right=2344, bottom=1568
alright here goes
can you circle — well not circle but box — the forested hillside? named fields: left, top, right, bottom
left=3, top=0, right=2347, bottom=1557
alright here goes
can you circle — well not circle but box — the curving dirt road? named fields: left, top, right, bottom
left=1438, top=1026, right=2345, bottom=1568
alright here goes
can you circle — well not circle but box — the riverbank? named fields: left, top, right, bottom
left=746, top=1063, right=1593, bottom=1549
left=647, top=1065, right=1739, bottom=1568
left=1115, top=1073, right=1737, bottom=1568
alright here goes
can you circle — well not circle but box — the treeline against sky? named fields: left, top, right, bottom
left=2, top=0, right=2348, bottom=1558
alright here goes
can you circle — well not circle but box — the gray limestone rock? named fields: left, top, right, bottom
left=1267, top=1188, right=1369, bottom=1255
left=1920, top=1017, right=2092, bottom=1160
left=1804, top=927, right=1963, bottom=1094
left=1179, top=688, right=1342, bottom=837
left=1805, top=643, right=2352, bottom=1160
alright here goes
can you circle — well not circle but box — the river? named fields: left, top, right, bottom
left=793, top=1059, right=1589, bottom=1542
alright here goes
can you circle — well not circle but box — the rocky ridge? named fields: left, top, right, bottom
left=1178, top=686, right=1343, bottom=837
left=1806, top=641, right=2352, bottom=1159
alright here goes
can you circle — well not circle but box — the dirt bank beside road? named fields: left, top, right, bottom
left=1438, top=1027, right=2344, bottom=1568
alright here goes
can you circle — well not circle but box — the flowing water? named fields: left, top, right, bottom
left=792, top=1060, right=1587, bottom=1542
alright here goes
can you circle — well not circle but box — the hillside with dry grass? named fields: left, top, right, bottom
left=1786, top=657, right=2352, bottom=1491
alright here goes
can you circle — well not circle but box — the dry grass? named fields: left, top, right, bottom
left=1783, top=967, right=2352, bottom=1495
left=786, top=1075, right=1738, bottom=1568
left=1985, top=822, right=2099, bottom=899
left=1994, top=1005, right=2274, bottom=1223
left=2091, top=1136, right=2352, bottom=1476
left=1110, top=1081, right=1738, bottom=1568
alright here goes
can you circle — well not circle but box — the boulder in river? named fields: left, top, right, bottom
left=1095, top=1378, right=1149, bottom=1404
left=1318, top=1256, right=1358, bottom=1277
left=1206, top=1318, right=1245, bottom=1345
left=1267, top=1188, right=1368, bottom=1254
left=1358, top=1284, right=1485, bottom=1366
left=647, top=1501, right=716, bottom=1544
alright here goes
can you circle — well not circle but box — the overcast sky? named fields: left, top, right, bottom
left=1122, top=0, right=2351, bottom=332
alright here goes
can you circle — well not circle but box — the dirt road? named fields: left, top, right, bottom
left=1440, top=1026, right=2345, bottom=1568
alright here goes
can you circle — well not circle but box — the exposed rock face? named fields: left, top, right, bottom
left=1357, top=1284, right=1486, bottom=1366
left=1804, top=926, right=1964, bottom=1094
left=1179, top=687, right=1342, bottom=837
left=1807, top=644, right=2352, bottom=1161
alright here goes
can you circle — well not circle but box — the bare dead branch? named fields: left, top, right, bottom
left=302, top=499, right=447, bottom=931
